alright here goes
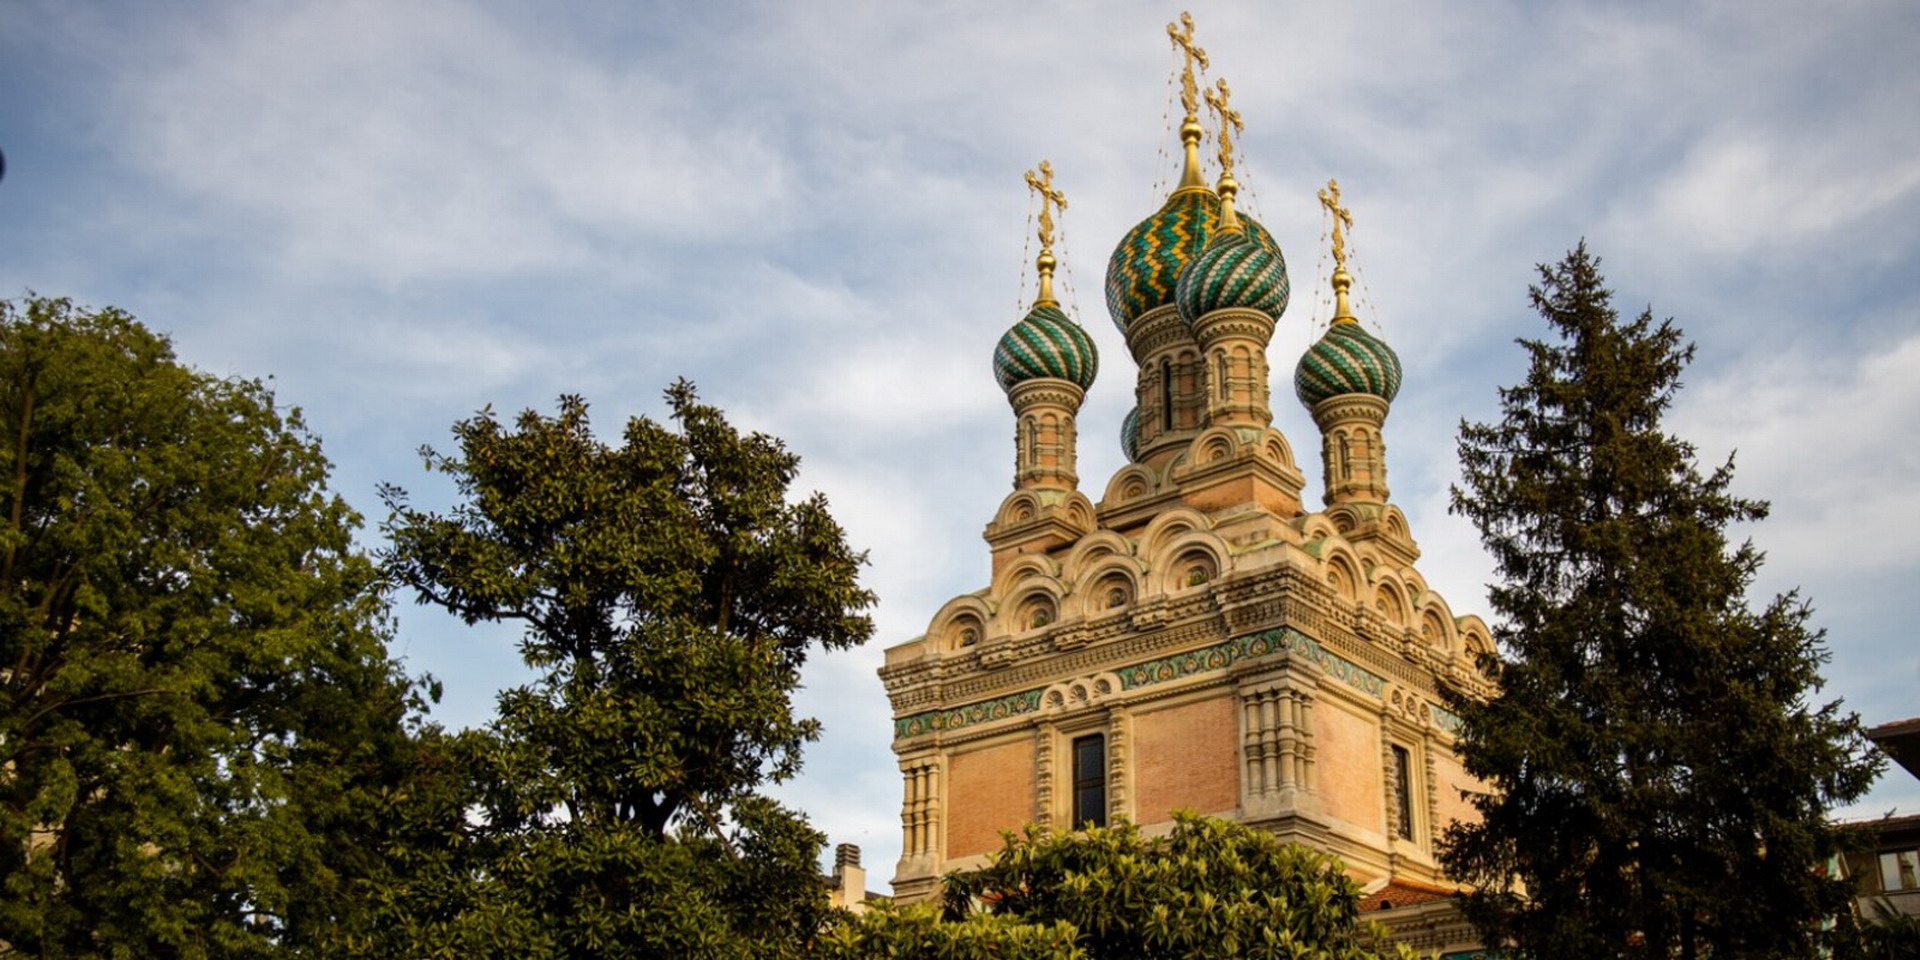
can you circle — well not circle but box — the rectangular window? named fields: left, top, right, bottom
left=1072, top=733, right=1107, bottom=829
left=1390, top=744, right=1414, bottom=840
left=1881, top=849, right=1920, bottom=891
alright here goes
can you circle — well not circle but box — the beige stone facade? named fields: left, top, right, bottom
left=882, top=292, right=1498, bottom=906
left=883, top=41, right=1495, bottom=957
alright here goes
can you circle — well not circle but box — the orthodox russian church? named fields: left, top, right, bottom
left=878, top=14, right=1493, bottom=955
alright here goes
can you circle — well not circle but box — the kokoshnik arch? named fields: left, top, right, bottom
left=876, top=15, right=1499, bottom=939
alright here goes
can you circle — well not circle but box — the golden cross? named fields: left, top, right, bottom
left=1318, top=178, right=1354, bottom=269
left=1203, top=78, right=1242, bottom=179
left=1025, top=160, right=1067, bottom=252
left=1167, top=12, right=1208, bottom=121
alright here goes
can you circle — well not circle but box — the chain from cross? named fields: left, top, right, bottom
left=1025, top=160, right=1068, bottom=251
left=1203, top=78, right=1242, bottom=178
left=1318, top=178, right=1354, bottom=269
left=1167, top=11, right=1208, bottom=121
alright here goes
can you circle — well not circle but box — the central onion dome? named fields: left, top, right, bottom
left=1104, top=191, right=1280, bottom=333
left=1294, top=321, right=1402, bottom=407
left=993, top=303, right=1098, bottom=392
left=1173, top=226, right=1290, bottom=327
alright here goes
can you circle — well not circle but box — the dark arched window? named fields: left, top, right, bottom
left=1072, top=733, right=1107, bottom=828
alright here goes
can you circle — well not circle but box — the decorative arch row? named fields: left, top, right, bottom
left=1103, top=425, right=1300, bottom=499
left=930, top=507, right=1236, bottom=650
left=1297, top=513, right=1492, bottom=675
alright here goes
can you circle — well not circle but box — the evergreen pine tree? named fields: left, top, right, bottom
left=1440, top=244, right=1882, bottom=959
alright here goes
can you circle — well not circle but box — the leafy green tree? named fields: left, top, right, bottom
left=0, top=296, right=420, bottom=957
left=814, top=902, right=1085, bottom=960
left=378, top=383, right=875, bottom=959
left=905, top=813, right=1404, bottom=960
left=1440, top=245, right=1882, bottom=959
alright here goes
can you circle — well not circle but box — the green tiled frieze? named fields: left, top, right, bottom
left=1117, top=628, right=1386, bottom=697
left=894, top=689, right=1045, bottom=739
left=1428, top=703, right=1464, bottom=735
left=893, top=627, right=1390, bottom=740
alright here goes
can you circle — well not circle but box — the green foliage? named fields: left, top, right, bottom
left=1441, top=246, right=1882, bottom=959
left=377, top=383, right=875, bottom=958
left=928, top=813, right=1407, bottom=960
left=815, top=902, right=1086, bottom=960
left=0, top=296, right=420, bottom=956
left=1857, top=897, right=1920, bottom=960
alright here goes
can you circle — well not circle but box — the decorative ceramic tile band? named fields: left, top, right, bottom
left=894, top=689, right=1046, bottom=739
left=893, top=627, right=1388, bottom=739
left=1113, top=627, right=1386, bottom=698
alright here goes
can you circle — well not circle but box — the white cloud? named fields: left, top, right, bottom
left=1674, top=329, right=1920, bottom=573
left=113, top=0, right=798, bottom=283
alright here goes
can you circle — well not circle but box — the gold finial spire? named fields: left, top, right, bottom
left=1318, top=178, right=1358, bottom=323
left=1204, top=78, right=1244, bottom=234
left=1025, top=160, right=1068, bottom=308
left=1167, top=11, right=1210, bottom=192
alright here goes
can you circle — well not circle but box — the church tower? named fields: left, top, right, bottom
left=879, top=17, right=1496, bottom=936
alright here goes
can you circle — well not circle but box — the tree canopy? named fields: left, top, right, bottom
left=823, top=813, right=1407, bottom=960
left=1440, top=246, right=1881, bottom=959
left=0, top=296, right=419, bottom=956
left=376, top=383, right=875, bottom=959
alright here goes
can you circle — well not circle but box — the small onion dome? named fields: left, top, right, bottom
left=1104, top=190, right=1280, bottom=334
left=993, top=303, right=1099, bottom=392
left=1120, top=407, right=1141, bottom=461
left=1173, top=229, right=1290, bottom=328
left=1294, top=322, right=1403, bottom=408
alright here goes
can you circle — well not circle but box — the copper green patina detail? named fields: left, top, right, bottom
left=1173, top=229, right=1290, bottom=326
left=1293, top=322, right=1403, bottom=407
left=1105, top=191, right=1280, bottom=334
left=895, top=689, right=1046, bottom=739
left=1120, top=407, right=1142, bottom=462
left=892, top=628, right=1388, bottom=740
left=1116, top=628, right=1385, bottom=695
left=993, top=304, right=1099, bottom=391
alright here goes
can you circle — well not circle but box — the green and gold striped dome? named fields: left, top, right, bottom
left=1294, top=322, right=1402, bottom=407
left=1174, top=229, right=1289, bottom=327
left=993, top=304, right=1099, bottom=392
left=1104, top=190, right=1279, bottom=333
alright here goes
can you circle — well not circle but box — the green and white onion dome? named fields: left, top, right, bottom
left=1293, top=322, right=1402, bottom=408
left=1173, top=229, right=1289, bottom=328
left=1104, top=190, right=1282, bottom=335
left=993, top=303, right=1099, bottom=392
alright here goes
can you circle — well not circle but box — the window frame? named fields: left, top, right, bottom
left=1071, top=732, right=1107, bottom=829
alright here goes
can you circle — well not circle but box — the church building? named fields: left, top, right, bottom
left=878, top=15, right=1494, bottom=952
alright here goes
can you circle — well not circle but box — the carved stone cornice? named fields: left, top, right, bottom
left=1007, top=378, right=1086, bottom=414
left=1126, top=305, right=1197, bottom=364
left=1191, top=306, right=1276, bottom=348
left=1309, top=393, right=1389, bottom=431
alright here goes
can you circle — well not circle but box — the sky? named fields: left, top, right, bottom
left=4, top=0, right=1919, bottom=884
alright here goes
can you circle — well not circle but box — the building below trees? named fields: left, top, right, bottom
left=1855, top=719, right=1920, bottom=921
